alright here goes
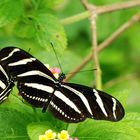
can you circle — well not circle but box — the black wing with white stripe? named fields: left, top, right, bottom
left=0, top=47, right=125, bottom=123
left=0, top=65, right=14, bottom=103
left=0, top=47, right=56, bottom=81
left=49, top=83, right=124, bottom=122
left=0, top=47, right=56, bottom=108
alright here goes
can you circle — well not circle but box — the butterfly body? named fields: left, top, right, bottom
left=0, top=47, right=125, bottom=123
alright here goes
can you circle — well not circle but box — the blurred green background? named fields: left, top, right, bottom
left=0, top=0, right=140, bottom=139
left=60, top=0, right=140, bottom=113
left=0, top=0, right=140, bottom=124
left=0, top=0, right=140, bottom=112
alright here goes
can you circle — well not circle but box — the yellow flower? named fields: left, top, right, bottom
left=45, top=129, right=56, bottom=140
left=39, top=135, right=46, bottom=140
left=58, top=130, right=69, bottom=140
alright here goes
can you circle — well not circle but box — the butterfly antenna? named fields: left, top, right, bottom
left=28, top=48, right=31, bottom=53
left=50, top=43, right=64, bottom=74
left=65, top=68, right=97, bottom=75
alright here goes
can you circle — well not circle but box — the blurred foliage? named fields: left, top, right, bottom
left=0, top=0, right=140, bottom=140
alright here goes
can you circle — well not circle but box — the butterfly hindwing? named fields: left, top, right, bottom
left=48, top=83, right=124, bottom=122
left=47, top=82, right=124, bottom=122
left=48, top=88, right=87, bottom=123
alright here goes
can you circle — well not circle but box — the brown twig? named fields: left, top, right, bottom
left=61, top=1, right=140, bottom=25
left=97, top=1, right=140, bottom=14
left=81, top=0, right=102, bottom=89
left=65, top=12, right=140, bottom=82
left=98, top=12, right=140, bottom=51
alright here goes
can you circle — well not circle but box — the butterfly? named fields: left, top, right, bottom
left=0, top=47, right=125, bottom=123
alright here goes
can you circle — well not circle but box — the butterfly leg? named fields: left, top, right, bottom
left=42, top=102, right=49, bottom=113
left=42, top=92, right=55, bottom=113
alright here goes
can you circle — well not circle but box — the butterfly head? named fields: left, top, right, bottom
left=58, top=73, right=66, bottom=82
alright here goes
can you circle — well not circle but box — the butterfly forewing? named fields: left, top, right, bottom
left=17, top=74, right=55, bottom=107
left=0, top=47, right=56, bottom=81
left=0, top=47, right=56, bottom=106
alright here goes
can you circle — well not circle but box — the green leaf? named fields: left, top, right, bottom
left=14, top=18, right=36, bottom=39
left=27, top=122, right=59, bottom=140
left=0, top=108, right=31, bottom=140
left=74, top=119, right=140, bottom=140
left=38, top=0, right=65, bottom=9
left=67, top=123, right=78, bottom=136
left=34, top=13, right=67, bottom=53
left=122, top=112, right=140, bottom=132
left=0, top=0, right=23, bottom=27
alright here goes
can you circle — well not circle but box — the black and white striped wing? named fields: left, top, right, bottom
left=17, top=72, right=55, bottom=108
left=48, top=87, right=86, bottom=123
left=0, top=47, right=56, bottom=107
left=0, top=65, right=14, bottom=103
left=48, top=83, right=125, bottom=123
left=0, top=47, right=56, bottom=80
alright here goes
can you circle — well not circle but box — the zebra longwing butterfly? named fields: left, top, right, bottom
left=0, top=47, right=124, bottom=123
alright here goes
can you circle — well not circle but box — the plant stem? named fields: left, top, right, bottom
left=61, top=11, right=90, bottom=25
left=81, top=0, right=102, bottom=89
left=91, top=12, right=102, bottom=89
left=97, top=1, right=140, bottom=14
left=32, top=107, right=40, bottom=122
left=64, top=12, right=140, bottom=82
left=61, top=1, right=140, bottom=25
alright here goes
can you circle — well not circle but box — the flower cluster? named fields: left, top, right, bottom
left=39, top=129, right=78, bottom=140
left=45, top=64, right=61, bottom=79
left=39, top=129, right=56, bottom=140
left=50, top=67, right=61, bottom=79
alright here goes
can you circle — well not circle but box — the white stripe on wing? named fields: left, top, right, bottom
left=0, top=65, right=9, bottom=80
left=61, top=85, right=93, bottom=116
left=8, top=58, right=36, bottom=66
left=17, top=70, right=55, bottom=82
left=93, top=89, right=108, bottom=117
left=0, top=80, right=6, bottom=89
left=24, top=83, right=54, bottom=93
left=112, top=97, right=117, bottom=120
left=1, top=48, right=20, bottom=61
left=54, top=90, right=81, bottom=114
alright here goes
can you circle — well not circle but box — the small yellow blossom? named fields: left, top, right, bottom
left=45, top=129, right=56, bottom=140
left=58, top=130, right=69, bottom=140
left=39, top=135, right=46, bottom=140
